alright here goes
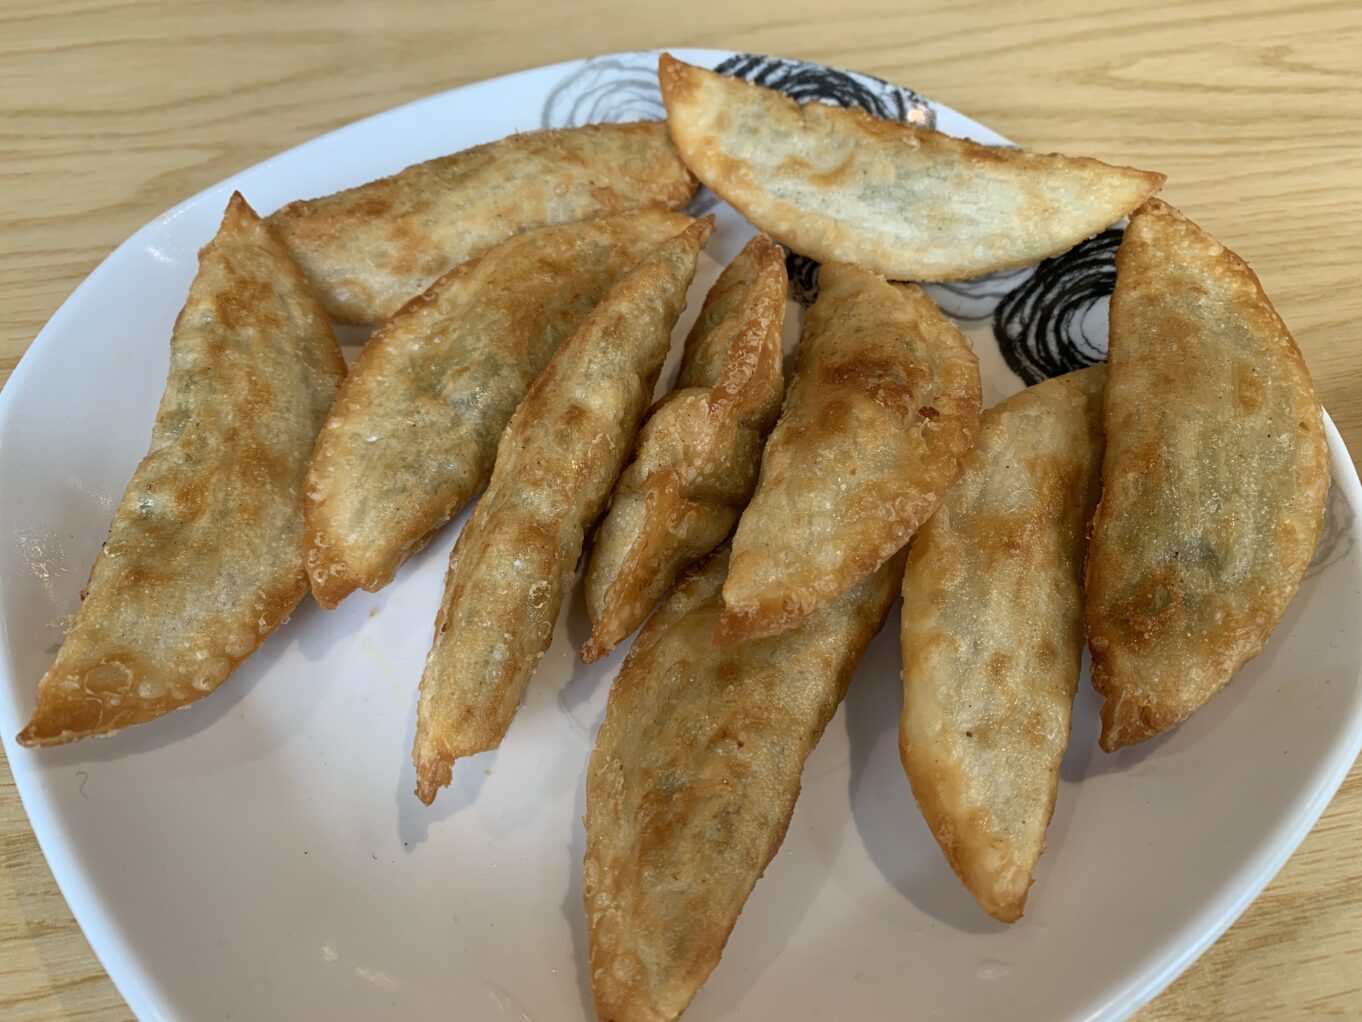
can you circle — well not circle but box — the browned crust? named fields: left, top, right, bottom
left=580, top=233, right=787, bottom=662
left=268, top=121, right=698, bottom=323
left=899, top=367, right=1106, bottom=922
left=585, top=546, right=903, bottom=1020
left=900, top=738, right=1027, bottom=924
left=19, top=194, right=345, bottom=746
left=1085, top=198, right=1329, bottom=751
left=302, top=209, right=693, bottom=609
left=715, top=265, right=980, bottom=646
left=659, top=54, right=1164, bottom=282
left=411, top=219, right=714, bottom=804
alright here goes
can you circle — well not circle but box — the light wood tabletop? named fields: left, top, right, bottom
left=1, top=0, right=1359, bottom=1018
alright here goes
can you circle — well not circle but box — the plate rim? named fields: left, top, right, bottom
left=0, top=46, right=1359, bottom=1022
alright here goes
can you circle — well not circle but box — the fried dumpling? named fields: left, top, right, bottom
left=716, top=262, right=981, bottom=646
left=585, top=544, right=902, bottom=1022
left=304, top=209, right=694, bottom=608
left=900, top=366, right=1106, bottom=923
left=18, top=194, right=346, bottom=747
left=268, top=121, right=698, bottom=323
left=658, top=54, right=1164, bottom=282
left=581, top=233, right=786, bottom=662
left=1085, top=199, right=1329, bottom=751
left=412, top=218, right=714, bottom=804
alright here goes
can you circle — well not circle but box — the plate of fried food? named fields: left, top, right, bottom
left=1, top=47, right=1358, bottom=1022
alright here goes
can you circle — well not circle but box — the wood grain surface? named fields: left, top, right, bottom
left=1, top=0, right=1359, bottom=1018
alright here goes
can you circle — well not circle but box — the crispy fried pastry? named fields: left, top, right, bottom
left=716, top=262, right=980, bottom=646
left=900, top=366, right=1106, bottom=922
left=18, top=194, right=346, bottom=747
left=585, top=544, right=902, bottom=1022
left=581, top=233, right=787, bottom=662
left=304, top=209, right=694, bottom=608
left=412, top=218, right=714, bottom=804
left=658, top=54, right=1163, bottom=282
left=268, top=121, right=698, bottom=323
left=1085, top=199, right=1329, bottom=751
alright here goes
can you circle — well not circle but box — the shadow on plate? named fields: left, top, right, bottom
left=689, top=751, right=852, bottom=1017
left=13, top=610, right=328, bottom=773
left=558, top=700, right=833, bottom=1022
left=393, top=690, right=493, bottom=850
left=294, top=525, right=456, bottom=664
left=558, top=570, right=615, bottom=736
left=845, top=609, right=1008, bottom=935
left=561, top=759, right=597, bottom=1020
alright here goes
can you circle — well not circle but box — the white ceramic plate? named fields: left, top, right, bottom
left=2, top=48, right=1360, bottom=1022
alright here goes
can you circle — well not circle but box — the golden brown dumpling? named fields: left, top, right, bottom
left=717, top=262, right=981, bottom=646
left=412, top=219, right=714, bottom=805
left=900, top=366, right=1106, bottom=922
left=1085, top=199, right=1329, bottom=750
left=659, top=54, right=1163, bottom=282
left=585, top=545, right=903, bottom=1022
left=303, top=209, right=693, bottom=608
left=19, top=194, right=346, bottom=746
left=268, top=121, right=697, bottom=323
left=581, top=233, right=786, bottom=662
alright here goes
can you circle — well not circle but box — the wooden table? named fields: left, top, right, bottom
left=1, top=0, right=1359, bottom=1018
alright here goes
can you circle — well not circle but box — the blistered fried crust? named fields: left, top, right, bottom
left=581, top=234, right=787, bottom=662
left=18, top=194, right=346, bottom=747
left=304, top=210, right=694, bottom=608
left=267, top=121, right=697, bottom=323
left=658, top=54, right=1164, bottom=282
left=900, top=367, right=1106, bottom=922
left=411, top=219, right=713, bottom=804
left=1085, top=199, right=1329, bottom=751
left=716, top=262, right=981, bottom=646
left=584, top=545, right=902, bottom=1022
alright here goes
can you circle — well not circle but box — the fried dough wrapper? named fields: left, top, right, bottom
left=304, top=209, right=694, bottom=608
left=585, top=544, right=903, bottom=1022
left=267, top=121, right=698, bottom=323
left=412, top=218, right=714, bottom=804
left=581, top=234, right=787, bottom=662
left=18, top=194, right=346, bottom=747
left=717, top=262, right=980, bottom=646
left=1085, top=199, right=1328, bottom=751
left=658, top=54, right=1164, bottom=282
left=900, top=366, right=1106, bottom=923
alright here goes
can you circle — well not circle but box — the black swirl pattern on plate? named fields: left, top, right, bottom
left=712, top=53, right=935, bottom=301
left=924, top=267, right=1031, bottom=323
left=702, top=56, right=1125, bottom=384
left=1307, top=481, right=1357, bottom=579
left=785, top=252, right=823, bottom=306
left=541, top=53, right=666, bottom=127
left=711, top=53, right=935, bottom=126
left=990, top=229, right=1123, bottom=385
